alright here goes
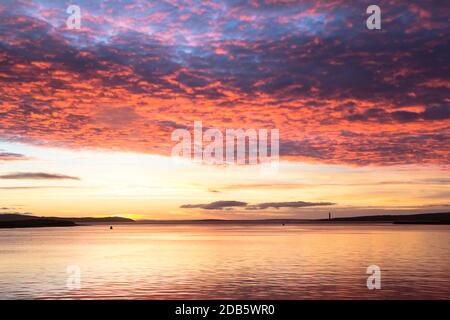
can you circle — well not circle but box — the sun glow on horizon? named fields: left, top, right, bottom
left=0, top=141, right=448, bottom=219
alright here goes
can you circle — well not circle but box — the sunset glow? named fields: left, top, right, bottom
left=0, top=0, right=448, bottom=219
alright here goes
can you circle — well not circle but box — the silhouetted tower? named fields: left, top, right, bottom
left=328, top=212, right=331, bottom=220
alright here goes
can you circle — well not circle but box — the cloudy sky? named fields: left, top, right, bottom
left=0, top=0, right=448, bottom=219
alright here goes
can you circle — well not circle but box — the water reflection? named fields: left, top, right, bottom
left=0, top=224, right=449, bottom=299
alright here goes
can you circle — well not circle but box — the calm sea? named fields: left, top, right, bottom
left=0, top=224, right=449, bottom=299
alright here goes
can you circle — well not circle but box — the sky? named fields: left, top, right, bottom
left=0, top=0, right=449, bottom=219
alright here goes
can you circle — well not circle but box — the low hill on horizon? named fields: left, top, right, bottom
left=0, top=218, right=76, bottom=229
left=0, top=214, right=134, bottom=228
left=137, top=212, right=450, bottom=224
left=321, top=212, right=450, bottom=224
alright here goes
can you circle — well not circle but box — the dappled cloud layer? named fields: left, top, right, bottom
left=0, top=0, right=449, bottom=166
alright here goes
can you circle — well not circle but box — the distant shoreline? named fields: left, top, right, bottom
left=0, top=219, right=77, bottom=229
left=0, top=215, right=133, bottom=229
left=135, top=212, right=450, bottom=225
left=0, top=212, right=449, bottom=229
left=133, top=220, right=450, bottom=225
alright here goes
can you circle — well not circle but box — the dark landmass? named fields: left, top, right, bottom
left=1, top=212, right=449, bottom=228
left=0, top=214, right=134, bottom=228
left=318, top=212, right=450, bottom=224
left=138, top=212, right=450, bottom=225
left=0, top=218, right=76, bottom=228
left=0, top=214, right=36, bottom=221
